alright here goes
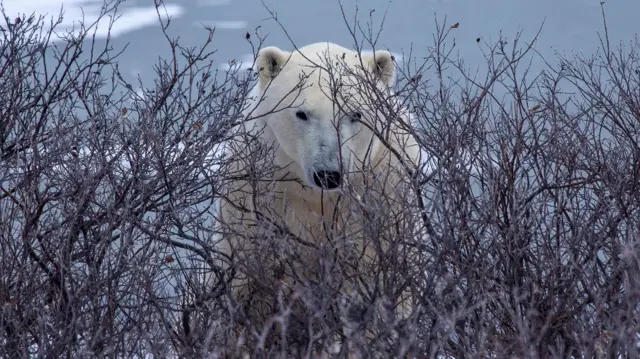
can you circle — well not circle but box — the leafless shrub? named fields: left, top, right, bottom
left=0, top=0, right=261, bottom=356
left=0, top=0, right=638, bottom=358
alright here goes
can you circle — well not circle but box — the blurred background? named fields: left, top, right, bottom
left=2, top=0, right=638, bottom=87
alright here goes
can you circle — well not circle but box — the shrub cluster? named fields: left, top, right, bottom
left=0, top=1, right=638, bottom=358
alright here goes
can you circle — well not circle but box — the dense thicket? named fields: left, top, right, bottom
left=0, top=1, right=637, bottom=357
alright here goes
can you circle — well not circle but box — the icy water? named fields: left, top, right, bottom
left=3, top=0, right=638, bottom=86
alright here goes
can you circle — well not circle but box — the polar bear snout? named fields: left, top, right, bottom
left=312, top=170, right=342, bottom=190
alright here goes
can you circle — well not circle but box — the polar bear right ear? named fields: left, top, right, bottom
left=255, top=46, right=290, bottom=87
left=362, top=50, right=397, bottom=89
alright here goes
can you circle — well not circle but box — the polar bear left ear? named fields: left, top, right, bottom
left=256, top=46, right=290, bottom=88
left=363, top=50, right=397, bottom=88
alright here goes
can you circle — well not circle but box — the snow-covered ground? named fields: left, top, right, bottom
left=2, top=0, right=638, bottom=82
left=0, top=0, right=184, bottom=39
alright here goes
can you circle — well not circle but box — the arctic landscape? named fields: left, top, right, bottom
left=1, top=0, right=639, bottom=358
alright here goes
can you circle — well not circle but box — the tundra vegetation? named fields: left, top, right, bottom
left=0, top=0, right=638, bottom=358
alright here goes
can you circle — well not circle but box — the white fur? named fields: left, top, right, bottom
left=215, top=42, right=422, bottom=356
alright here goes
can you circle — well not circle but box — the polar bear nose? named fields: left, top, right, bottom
left=312, top=171, right=342, bottom=189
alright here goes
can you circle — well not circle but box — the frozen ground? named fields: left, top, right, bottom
left=2, top=0, right=638, bottom=356
left=1, top=0, right=637, bottom=85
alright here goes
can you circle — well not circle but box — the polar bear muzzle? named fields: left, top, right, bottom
left=312, top=170, right=342, bottom=190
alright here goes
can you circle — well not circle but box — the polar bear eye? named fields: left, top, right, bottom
left=295, top=110, right=308, bottom=121
left=350, top=111, right=362, bottom=123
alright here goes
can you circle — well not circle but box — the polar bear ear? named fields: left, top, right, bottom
left=255, top=46, right=290, bottom=87
left=363, top=50, right=397, bottom=88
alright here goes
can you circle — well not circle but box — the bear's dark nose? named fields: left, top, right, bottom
left=313, top=171, right=342, bottom=189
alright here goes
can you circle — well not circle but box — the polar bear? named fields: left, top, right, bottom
left=215, top=41, right=422, bottom=356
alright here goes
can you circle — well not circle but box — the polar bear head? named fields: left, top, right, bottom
left=247, top=42, right=402, bottom=193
